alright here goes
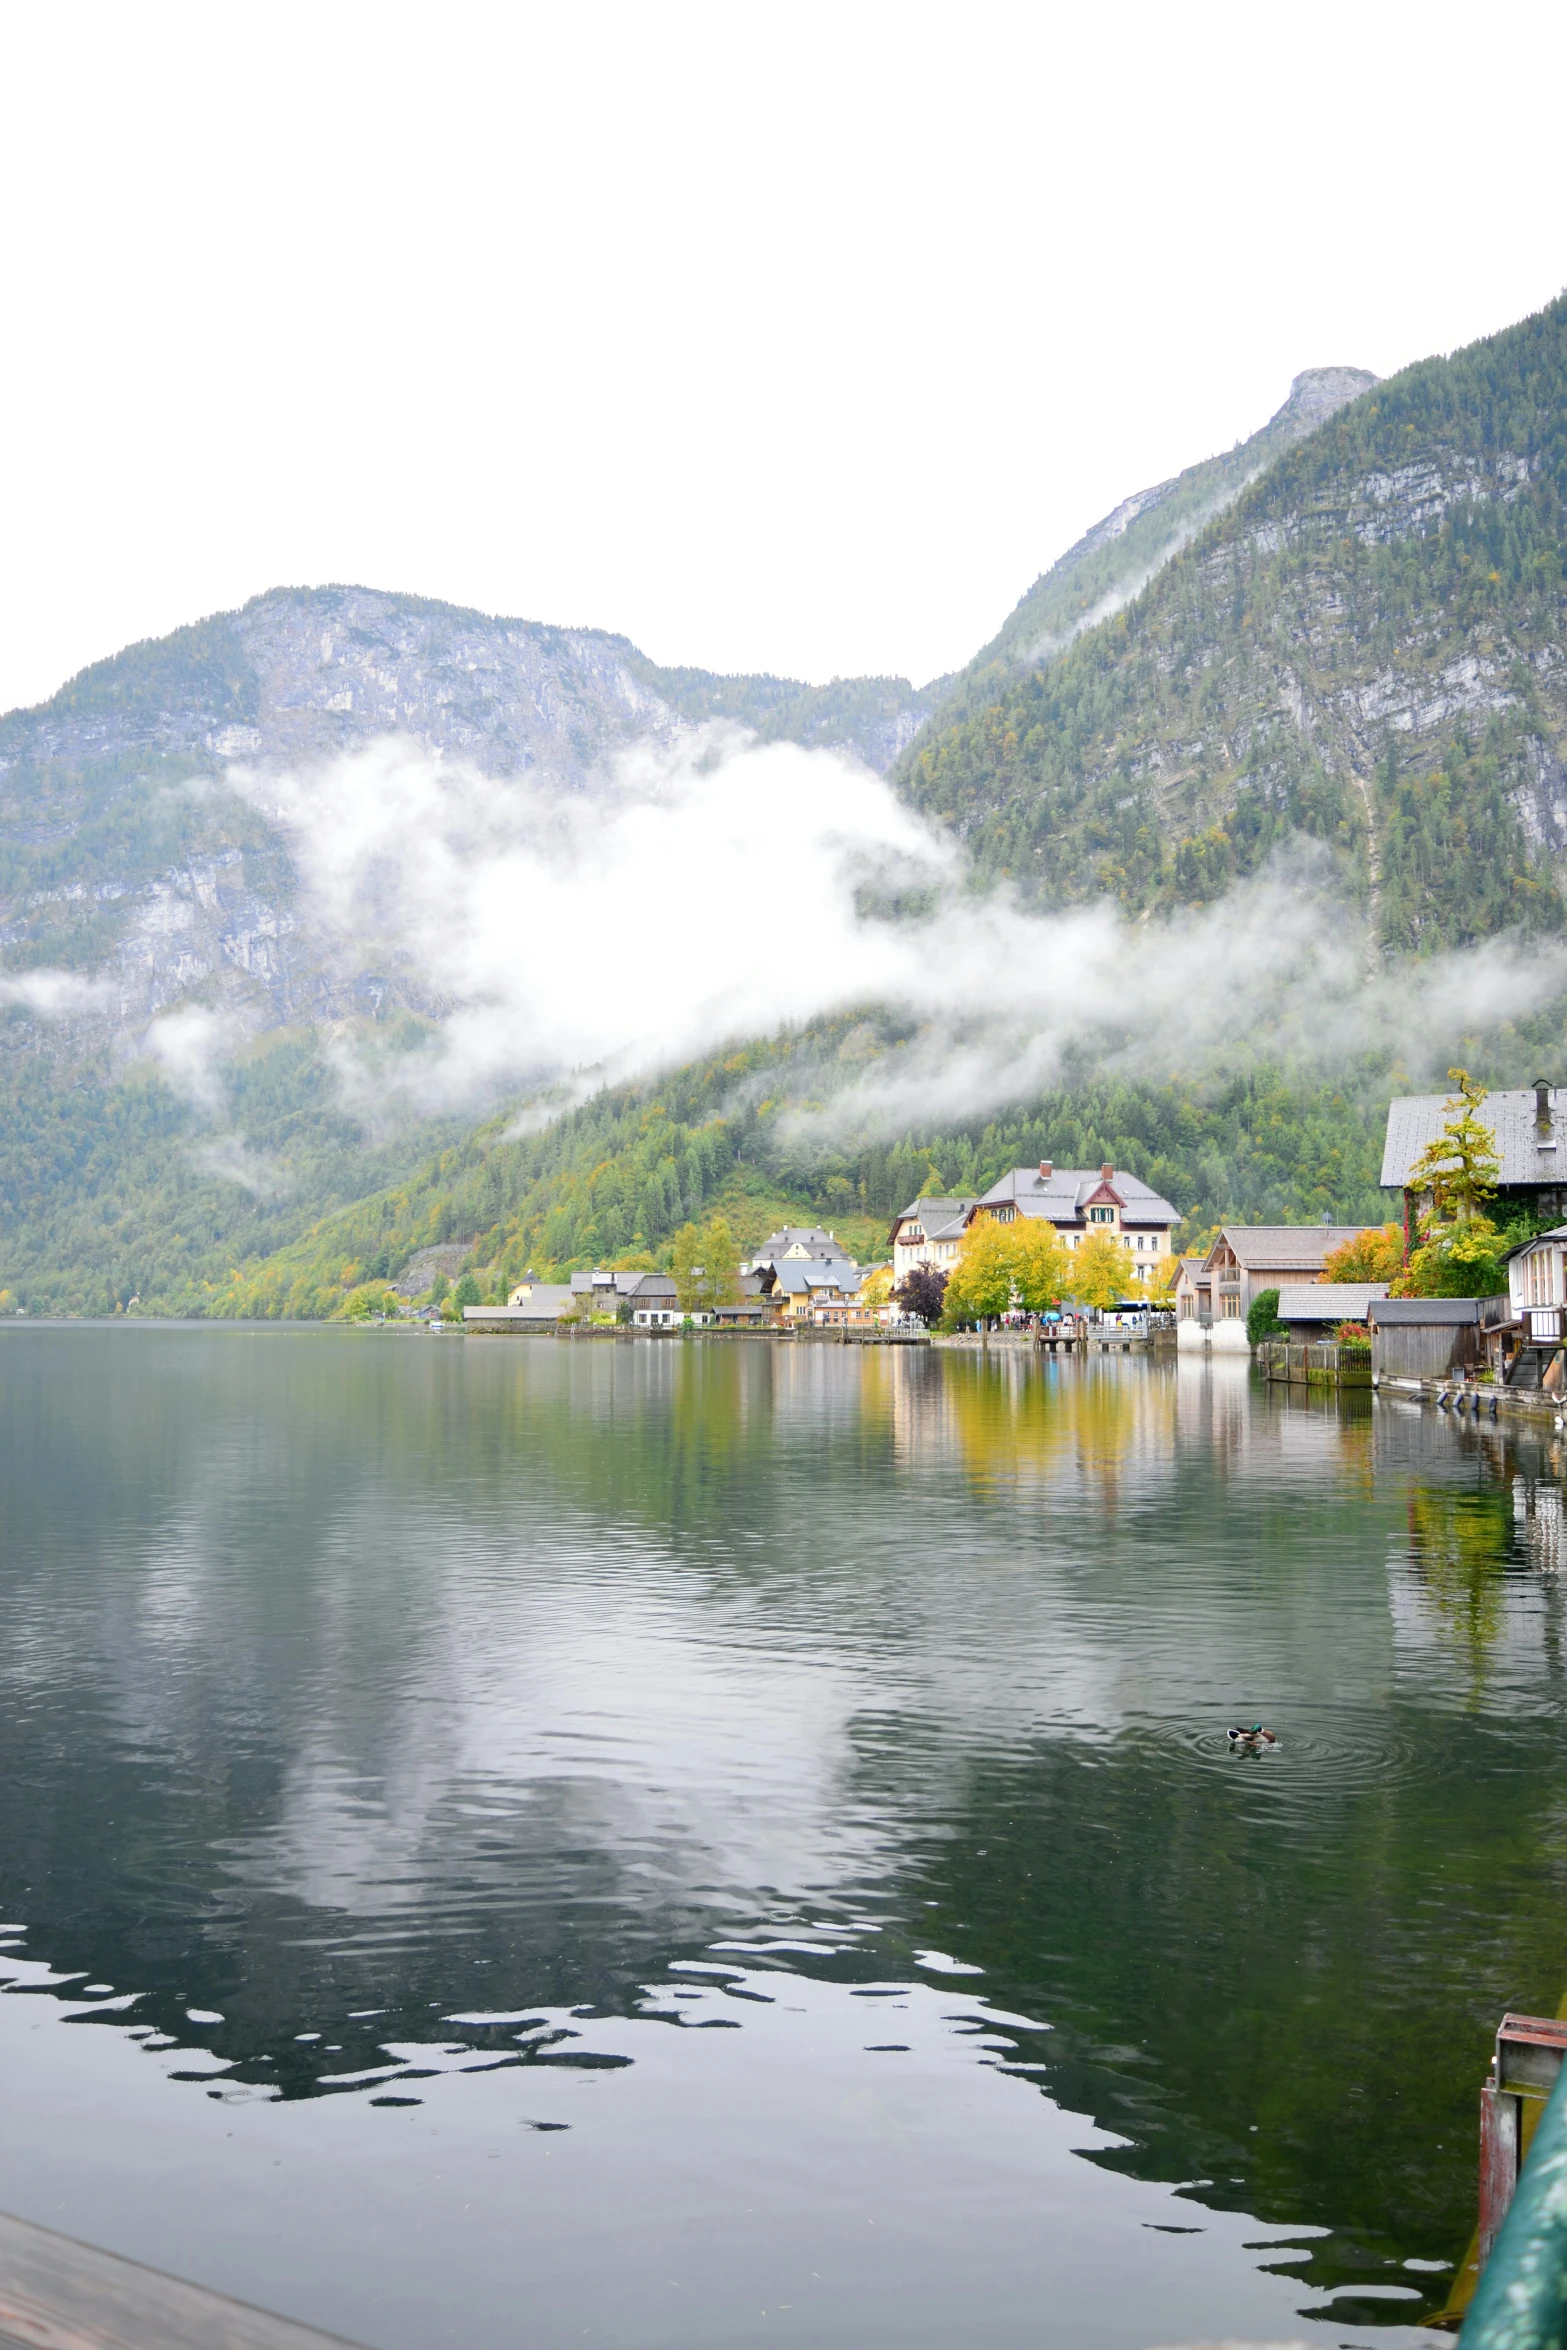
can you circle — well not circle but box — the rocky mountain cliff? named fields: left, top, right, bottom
left=934, top=366, right=1377, bottom=730
left=899, top=296, right=1567, bottom=955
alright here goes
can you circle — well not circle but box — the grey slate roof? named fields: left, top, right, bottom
left=1381, top=1088, right=1566, bottom=1189
left=977, top=1167, right=1179, bottom=1228
left=890, top=1197, right=978, bottom=1243
left=569, top=1269, right=677, bottom=1300
left=1212, top=1225, right=1375, bottom=1271
left=772, top=1259, right=862, bottom=1297
left=754, top=1228, right=845, bottom=1262
left=1369, top=1295, right=1510, bottom=1326
left=1277, top=1283, right=1389, bottom=1322
left=474, top=1285, right=574, bottom=1321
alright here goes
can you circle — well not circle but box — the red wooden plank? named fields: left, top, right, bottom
left=1480, top=2080, right=1521, bottom=2264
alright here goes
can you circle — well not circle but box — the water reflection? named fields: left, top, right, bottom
left=1, top=1329, right=1564, bottom=2346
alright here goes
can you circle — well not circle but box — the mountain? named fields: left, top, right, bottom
left=898, top=295, right=1567, bottom=954
left=22, top=327, right=1553, bottom=1317
left=933, top=366, right=1376, bottom=730
left=0, top=583, right=945, bottom=1011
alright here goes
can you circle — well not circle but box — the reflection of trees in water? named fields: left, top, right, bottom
left=1404, top=1484, right=1512, bottom=1682
left=894, top=1354, right=1173, bottom=1514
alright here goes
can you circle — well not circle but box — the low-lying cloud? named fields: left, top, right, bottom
left=227, top=728, right=1567, bottom=1140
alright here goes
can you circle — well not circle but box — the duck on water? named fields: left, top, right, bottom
left=1227, top=1723, right=1277, bottom=1748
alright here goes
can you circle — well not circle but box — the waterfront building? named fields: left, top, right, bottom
left=750, top=1228, right=852, bottom=1270
left=1505, top=1224, right=1567, bottom=1345
left=887, top=1197, right=980, bottom=1284
left=1382, top=1079, right=1567, bottom=1228
left=1188, top=1224, right=1381, bottom=1324
left=966, top=1163, right=1179, bottom=1283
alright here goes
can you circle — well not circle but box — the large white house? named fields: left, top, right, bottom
left=887, top=1197, right=980, bottom=1284
left=970, top=1163, right=1180, bottom=1283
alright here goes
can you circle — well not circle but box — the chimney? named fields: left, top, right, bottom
left=1101, top=1163, right=1114, bottom=1181
left=1039, top=1160, right=1052, bottom=1179
left=1536, top=1078, right=1553, bottom=1136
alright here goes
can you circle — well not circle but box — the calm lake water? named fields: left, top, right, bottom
left=2, top=1328, right=1565, bottom=2350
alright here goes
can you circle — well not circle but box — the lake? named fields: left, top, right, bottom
left=2, top=1326, right=1564, bottom=2350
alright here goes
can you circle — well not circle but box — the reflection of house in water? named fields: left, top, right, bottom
left=1380, top=1410, right=1567, bottom=1686
left=1513, top=1473, right=1563, bottom=1574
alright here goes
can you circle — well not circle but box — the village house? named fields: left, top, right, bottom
left=888, top=1197, right=980, bottom=1284
left=749, top=1228, right=851, bottom=1271
left=1382, top=1079, right=1567, bottom=1233
left=1507, top=1224, right=1567, bottom=1342
left=757, top=1257, right=865, bottom=1324
left=1179, top=1224, right=1381, bottom=1329
left=967, top=1163, right=1180, bottom=1284
left=1172, top=1256, right=1210, bottom=1322
left=471, top=1281, right=575, bottom=1331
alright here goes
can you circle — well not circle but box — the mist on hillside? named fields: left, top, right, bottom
left=228, top=731, right=1567, bottom=1143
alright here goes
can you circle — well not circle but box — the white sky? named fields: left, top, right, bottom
left=2, top=0, right=1565, bottom=716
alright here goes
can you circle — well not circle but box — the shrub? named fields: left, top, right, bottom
left=1246, top=1288, right=1285, bottom=1344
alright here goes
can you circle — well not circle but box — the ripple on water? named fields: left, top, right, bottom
left=1150, top=1710, right=1438, bottom=1797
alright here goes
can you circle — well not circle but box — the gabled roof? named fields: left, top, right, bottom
left=496, top=1284, right=575, bottom=1317
left=890, top=1197, right=977, bottom=1243
left=754, top=1228, right=843, bottom=1262
left=1205, top=1224, right=1377, bottom=1272
left=975, top=1167, right=1179, bottom=1227
left=1277, top=1282, right=1389, bottom=1320
left=1503, top=1223, right=1567, bottom=1264
left=772, top=1258, right=862, bottom=1296
left=570, top=1268, right=676, bottom=1298
left=1382, top=1088, right=1565, bottom=1189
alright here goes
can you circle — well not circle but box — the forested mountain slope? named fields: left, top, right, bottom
left=213, top=1015, right=1400, bottom=1322
left=899, top=294, right=1567, bottom=953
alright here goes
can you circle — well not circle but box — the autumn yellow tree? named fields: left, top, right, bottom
left=1068, top=1230, right=1138, bottom=1312
left=1012, top=1218, right=1071, bottom=1314
left=942, top=1218, right=1018, bottom=1324
left=1323, top=1223, right=1404, bottom=1283
left=859, top=1264, right=895, bottom=1311
left=672, top=1215, right=739, bottom=1311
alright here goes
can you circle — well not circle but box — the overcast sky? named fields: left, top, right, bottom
left=2, top=0, right=1565, bottom=716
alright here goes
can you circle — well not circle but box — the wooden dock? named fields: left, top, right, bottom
left=0, top=2205, right=364, bottom=2350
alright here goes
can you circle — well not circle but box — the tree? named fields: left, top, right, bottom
left=452, top=1273, right=481, bottom=1310
left=1405, top=1069, right=1500, bottom=1223
left=1323, top=1223, right=1404, bottom=1282
left=1393, top=1213, right=1510, bottom=1300
left=672, top=1215, right=739, bottom=1312
left=917, top=1166, right=947, bottom=1198
left=859, top=1265, right=895, bottom=1310
left=942, top=1218, right=1017, bottom=1324
left=1146, top=1252, right=1181, bottom=1301
left=1246, top=1286, right=1285, bottom=1343
left=893, top=1264, right=948, bottom=1326
left=1012, top=1218, right=1071, bottom=1314
left=1068, top=1231, right=1138, bottom=1313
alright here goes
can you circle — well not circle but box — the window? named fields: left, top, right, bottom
left=1528, top=1248, right=1560, bottom=1308
left=1090, top=1205, right=1113, bottom=1225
